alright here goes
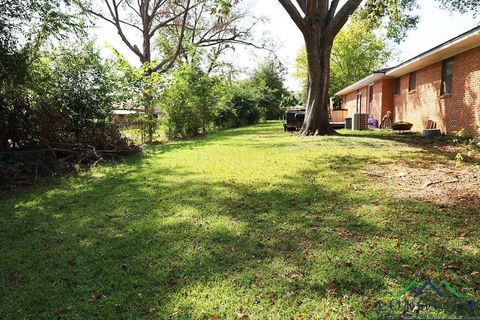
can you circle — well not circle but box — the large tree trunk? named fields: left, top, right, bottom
left=277, top=0, right=365, bottom=134
left=300, top=33, right=335, bottom=136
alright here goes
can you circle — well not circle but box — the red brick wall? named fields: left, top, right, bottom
left=342, top=80, right=390, bottom=122
left=343, top=87, right=368, bottom=117
left=340, top=46, right=480, bottom=135
left=393, top=46, right=480, bottom=135
left=447, top=46, right=480, bottom=135
left=381, top=79, right=394, bottom=118
left=343, top=91, right=357, bottom=117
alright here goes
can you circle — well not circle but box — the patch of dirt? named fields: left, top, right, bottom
left=366, top=162, right=480, bottom=206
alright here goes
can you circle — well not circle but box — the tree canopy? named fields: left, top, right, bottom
left=295, top=17, right=392, bottom=101
left=251, top=58, right=290, bottom=119
left=82, top=0, right=256, bottom=74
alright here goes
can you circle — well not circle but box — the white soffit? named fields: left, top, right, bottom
left=335, top=73, right=386, bottom=96
left=386, top=29, right=480, bottom=78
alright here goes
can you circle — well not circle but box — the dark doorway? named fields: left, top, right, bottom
left=368, top=85, right=374, bottom=114
left=356, top=90, right=362, bottom=113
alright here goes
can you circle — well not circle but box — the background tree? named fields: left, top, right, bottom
left=160, top=0, right=261, bottom=75
left=277, top=0, right=479, bottom=135
left=108, top=49, right=164, bottom=142
left=31, top=42, right=114, bottom=141
left=1, top=0, right=80, bottom=86
left=251, top=58, right=290, bottom=120
left=295, top=17, right=392, bottom=104
left=1, top=0, right=82, bottom=149
left=83, top=0, right=256, bottom=142
left=160, top=64, right=216, bottom=138
left=83, top=0, right=189, bottom=71
left=437, top=0, right=480, bottom=16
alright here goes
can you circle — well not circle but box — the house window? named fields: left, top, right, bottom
left=409, top=72, right=417, bottom=92
left=441, top=58, right=454, bottom=95
left=394, top=78, right=401, bottom=95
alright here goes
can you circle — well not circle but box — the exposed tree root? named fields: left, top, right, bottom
left=299, top=125, right=338, bottom=136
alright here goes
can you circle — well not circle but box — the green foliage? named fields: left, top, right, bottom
left=0, top=0, right=81, bottom=91
left=293, top=49, right=308, bottom=103
left=295, top=18, right=392, bottom=99
left=0, top=40, right=140, bottom=186
left=0, top=1, right=97, bottom=150
left=1, top=41, right=115, bottom=148
left=251, top=58, right=290, bottom=120
left=329, top=19, right=392, bottom=97
left=160, top=63, right=267, bottom=139
left=1, top=123, right=479, bottom=318
left=32, top=42, right=114, bottom=139
left=161, top=65, right=217, bottom=139
left=279, top=93, right=300, bottom=110
left=358, top=0, right=419, bottom=43
left=215, top=82, right=261, bottom=129
left=108, top=49, right=165, bottom=142
left=437, top=0, right=480, bottom=16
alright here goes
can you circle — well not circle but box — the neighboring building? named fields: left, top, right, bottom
left=112, top=100, right=164, bottom=123
left=336, top=26, right=480, bottom=135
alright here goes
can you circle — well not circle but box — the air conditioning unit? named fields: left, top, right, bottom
left=353, top=113, right=368, bottom=131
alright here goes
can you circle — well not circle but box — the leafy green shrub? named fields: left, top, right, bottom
left=280, top=93, right=300, bottom=110
left=108, top=50, right=164, bottom=143
left=161, top=65, right=216, bottom=139
left=214, top=103, right=238, bottom=129
left=0, top=42, right=140, bottom=188
left=229, top=84, right=261, bottom=126
left=251, top=58, right=290, bottom=120
left=33, top=42, right=114, bottom=139
left=214, top=83, right=261, bottom=129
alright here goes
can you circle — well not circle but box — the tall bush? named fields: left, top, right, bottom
left=0, top=42, right=140, bottom=187
left=108, top=50, right=164, bottom=142
left=214, top=82, right=261, bottom=129
left=31, top=42, right=114, bottom=142
left=161, top=65, right=216, bottom=139
left=252, top=59, right=289, bottom=120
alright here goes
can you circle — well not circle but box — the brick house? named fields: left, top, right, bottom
left=335, top=26, right=480, bottom=136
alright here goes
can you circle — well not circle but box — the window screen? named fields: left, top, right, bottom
left=394, top=78, right=401, bottom=95
left=442, top=58, right=454, bottom=95
left=409, top=72, right=417, bottom=92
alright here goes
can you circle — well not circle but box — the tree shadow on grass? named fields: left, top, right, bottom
left=147, top=123, right=284, bottom=157
left=1, top=130, right=479, bottom=319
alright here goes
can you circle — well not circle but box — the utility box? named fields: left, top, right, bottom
left=353, top=113, right=368, bottom=131
left=345, top=117, right=352, bottom=130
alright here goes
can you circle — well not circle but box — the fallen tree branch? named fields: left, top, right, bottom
left=0, top=142, right=141, bottom=189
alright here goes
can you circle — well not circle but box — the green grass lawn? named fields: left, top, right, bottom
left=122, top=125, right=168, bottom=144
left=1, top=122, right=479, bottom=319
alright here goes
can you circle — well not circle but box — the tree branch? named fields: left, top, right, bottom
left=151, top=0, right=191, bottom=73
left=86, top=4, right=144, bottom=61
left=327, top=0, right=340, bottom=23
left=325, top=0, right=362, bottom=39
left=277, top=0, right=306, bottom=32
left=149, top=7, right=189, bottom=38
left=295, top=0, right=306, bottom=14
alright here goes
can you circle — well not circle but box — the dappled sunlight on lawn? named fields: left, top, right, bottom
left=1, top=122, right=479, bottom=319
